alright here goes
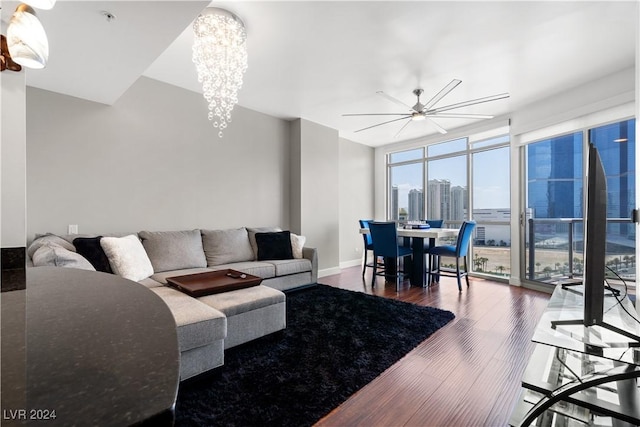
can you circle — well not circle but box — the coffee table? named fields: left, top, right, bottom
left=166, top=269, right=262, bottom=297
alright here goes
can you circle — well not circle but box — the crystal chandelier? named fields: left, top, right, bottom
left=192, top=8, right=248, bottom=138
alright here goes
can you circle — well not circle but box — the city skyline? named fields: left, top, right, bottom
left=389, top=145, right=511, bottom=219
left=391, top=180, right=468, bottom=222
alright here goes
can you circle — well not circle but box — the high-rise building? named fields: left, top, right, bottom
left=450, top=186, right=466, bottom=221
left=426, top=181, right=441, bottom=220
left=408, top=189, right=424, bottom=220
left=391, top=185, right=399, bottom=220
left=427, top=179, right=450, bottom=220
left=527, top=134, right=582, bottom=219
left=527, top=120, right=636, bottom=247
left=591, top=120, right=636, bottom=239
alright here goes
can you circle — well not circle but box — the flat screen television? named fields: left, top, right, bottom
left=583, top=142, right=607, bottom=326
left=556, top=143, right=639, bottom=342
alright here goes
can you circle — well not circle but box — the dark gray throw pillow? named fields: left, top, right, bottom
left=255, top=231, right=293, bottom=261
left=73, top=236, right=113, bottom=273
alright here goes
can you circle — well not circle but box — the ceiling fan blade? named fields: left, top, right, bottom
left=429, top=113, right=494, bottom=119
left=354, top=116, right=411, bottom=133
left=393, top=119, right=413, bottom=139
left=376, top=91, right=412, bottom=110
left=429, top=93, right=509, bottom=114
left=342, top=113, right=412, bottom=116
left=423, top=79, right=462, bottom=111
left=426, top=118, right=448, bottom=134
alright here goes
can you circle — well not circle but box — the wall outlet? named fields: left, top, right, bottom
left=68, top=224, right=78, bottom=235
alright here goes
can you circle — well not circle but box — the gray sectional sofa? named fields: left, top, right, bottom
left=27, top=227, right=318, bottom=380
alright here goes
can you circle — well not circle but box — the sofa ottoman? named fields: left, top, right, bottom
left=198, top=285, right=286, bottom=349
left=150, top=286, right=227, bottom=380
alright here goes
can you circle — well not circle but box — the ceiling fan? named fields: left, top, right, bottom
left=343, top=79, right=509, bottom=138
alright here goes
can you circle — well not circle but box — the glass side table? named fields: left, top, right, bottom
left=509, top=284, right=640, bottom=427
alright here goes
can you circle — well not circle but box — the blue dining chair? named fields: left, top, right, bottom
left=368, top=221, right=412, bottom=290
left=419, top=219, right=445, bottom=280
left=427, top=220, right=477, bottom=291
left=426, top=219, right=444, bottom=228
left=359, top=219, right=383, bottom=278
left=416, top=219, right=444, bottom=255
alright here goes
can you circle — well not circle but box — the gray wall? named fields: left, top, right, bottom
left=2, top=71, right=27, bottom=248
left=26, top=77, right=291, bottom=240
left=289, top=120, right=302, bottom=234
left=26, top=77, right=376, bottom=276
left=339, top=138, right=374, bottom=265
left=290, top=119, right=340, bottom=274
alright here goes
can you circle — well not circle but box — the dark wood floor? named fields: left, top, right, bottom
left=314, top=265, right=551, bottom=427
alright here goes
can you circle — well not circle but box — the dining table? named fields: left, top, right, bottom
left=360, top=226, right=459, bottom=287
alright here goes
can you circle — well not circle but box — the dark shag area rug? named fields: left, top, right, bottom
left=175, top=284, right=455, bottom=427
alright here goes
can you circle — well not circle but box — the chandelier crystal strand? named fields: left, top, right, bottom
left=192, top=8, right=247, bottom=138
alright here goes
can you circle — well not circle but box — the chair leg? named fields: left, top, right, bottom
left=424, top=254, right=430, bottom=287
left=426, top=254, right=435, bottom=286
left=464, top=255, right=470, bottom=288
left=371, top=253, right=377, bottom=287
left=455, top=257, right=462, bottom=292
left=433, top=255, right=440, bottom=284
left=396, top=257, right=400, bottom=292
left=362, top=250, right=368, bottom=278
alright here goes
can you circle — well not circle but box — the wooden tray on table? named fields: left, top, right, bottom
left=166, top=269, right=262, bottom=297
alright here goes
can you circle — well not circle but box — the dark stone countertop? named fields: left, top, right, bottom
left=1, top=267, right=179, bottom=426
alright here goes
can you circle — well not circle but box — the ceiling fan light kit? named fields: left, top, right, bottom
left=344, top=79, right=509, bottom=138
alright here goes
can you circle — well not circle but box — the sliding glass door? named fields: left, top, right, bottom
left=523, top=119, right=636, bottom=287
left=525, top=132, right=583, bottom=283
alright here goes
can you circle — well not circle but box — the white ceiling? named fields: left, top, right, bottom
left=4, top=1, right=637, bottom=147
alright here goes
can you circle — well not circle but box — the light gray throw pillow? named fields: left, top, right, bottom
left=32, top=243, right=95, bottom=271
left=138, top=229, right=207, bottom=273
left=28, top=234, right=77, bottom=259
left=201, top=228, right=254, bottom=266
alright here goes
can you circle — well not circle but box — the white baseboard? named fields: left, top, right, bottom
left=318, top=267, right=341, bottom=278
left=317, top=260, right=363, bottom=279
left=340, top=259, right=361, bottom=269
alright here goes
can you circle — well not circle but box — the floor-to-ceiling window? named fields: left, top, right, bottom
left=525, top=132, right=584, bottom=282
left=472, top=137, right=511, bottom=277
left=426, top=138, right=467, bottom=229
left=386, top=130, right=511, bottom=279
left=388, top=148, right=424, bottom=221
left=523, top=118, right=635, bottom=287
left=384, top=115, right=635, bottom=286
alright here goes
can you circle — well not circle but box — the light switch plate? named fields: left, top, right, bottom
left=68, top=224, right=78, bottom=235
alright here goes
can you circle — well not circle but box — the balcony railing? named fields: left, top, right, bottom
left=526, top=218, right=635, bottom=284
